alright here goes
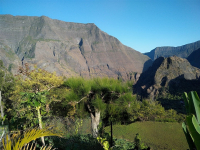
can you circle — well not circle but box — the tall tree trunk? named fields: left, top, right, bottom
left=0, top=91, right=4, bottom=125
left=36, top=107, right=45, bottom=146
left=90, top=110, right=100, bottom=138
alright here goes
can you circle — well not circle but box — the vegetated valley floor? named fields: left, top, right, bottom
left=105, top=121, right=189, bottom=150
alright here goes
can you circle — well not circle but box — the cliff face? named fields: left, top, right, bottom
left=0, top=15, right=152, bottom=79
left=134, top=56, right=200, bottom=98
left=187, top=48, right=200, bottom=69
left=144, top=40, right=200, bottom=60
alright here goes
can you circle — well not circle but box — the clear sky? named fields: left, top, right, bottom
left=0, top=0, right=200, bottom=53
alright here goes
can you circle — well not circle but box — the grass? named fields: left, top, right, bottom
left=105, top=121, right=189, bottom=150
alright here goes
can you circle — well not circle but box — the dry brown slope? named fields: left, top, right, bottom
left=0, top=15, right=152, bottom=79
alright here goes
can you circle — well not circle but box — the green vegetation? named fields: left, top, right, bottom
left=104, top=121, right=189, bottom=150
left=37, top=38, right=60, bottom=42
left=0, top=61, right=15, bottom=125
left=45, top=130, right=148, bottom=150
left=8, top=64, right=13, bottom=72
left=92, top=41, right=100, bottom=45
left=63, top=134, right=103, bottom=150
left=2, top=127, right=62, bottom=150
left=11, top=63, right=63, bottom=145
left=0, top=61, right=190, bottom=149
left=182, top=91, right=200, bottom=150
left=62, top=77, right=135, bottom=137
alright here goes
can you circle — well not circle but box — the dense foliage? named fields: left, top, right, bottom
left=2, top=66, right=185, bottom=130
left=182, top=91, right=200, bottom=150
left=0, top=62, right=187, bottom=149
left=0, top=60, right=15, bottom=125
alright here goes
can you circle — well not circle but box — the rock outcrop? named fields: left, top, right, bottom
left=134, top=56, right=200, bottom=99
left=144, top=40, right=200, bottom=60
left=187, top=48, right=200, bottom=69
left=0, top=15, right=152, bottom=79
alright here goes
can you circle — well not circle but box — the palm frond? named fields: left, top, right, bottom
left=2, top=127, right=63, bottom=150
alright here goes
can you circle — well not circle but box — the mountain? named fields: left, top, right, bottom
left=0, top=15, right=152, bottom=79
left=144, top=40, right=200, bottom=60
left=187, top=48, right=200, bottom=69
left=134, top=56, right=200, bottom=99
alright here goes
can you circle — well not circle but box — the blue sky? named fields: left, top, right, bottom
left=0, top=0, right=200, bottom=53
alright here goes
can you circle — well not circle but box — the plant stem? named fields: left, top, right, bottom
left=36, top=106, right=45, bottom=146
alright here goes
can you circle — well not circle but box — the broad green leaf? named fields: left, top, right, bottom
left=188, top=92, right=196, bottom=116
left=186, top=115, right=200, bottom=149
left=19, top=92, right=26, bottom=96
left=190, top=91, right=200, bottom=124
left=33, top=100, right=40, bottom=107
left=20, top=100, right=28, bottom=104
left=40, top=97, right=46, bottom=103
left=182, top=122, right=196, bottom=150
left=192, top=115, right=200, bottom=135
left=182, top=92, right=189, bottom=114
left=40, top=94, right=47, bottom=103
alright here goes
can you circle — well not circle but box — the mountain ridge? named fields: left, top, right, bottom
left=0, top=15, right=152, bottom=79
left=187, top=48, right=200, bottom=69
left=144, top=40, right=200, bottom=60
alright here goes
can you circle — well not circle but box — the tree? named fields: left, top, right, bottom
left=0, top=60, right=15, bottom=125
left=11, top=63, right=63, bottom=145
left=63, top=77, right=134, bottom=137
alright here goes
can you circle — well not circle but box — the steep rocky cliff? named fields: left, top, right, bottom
left=134, top=56, right=200, bottom=99
left=0, top=15, right=152, bottom=79
left=187, top=48, right=200, bottom=69
left=144, top=40, right=200, bottom=60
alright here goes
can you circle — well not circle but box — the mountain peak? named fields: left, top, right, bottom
left=134, top=56, right=200, bottom=98
left=0, top=15, right=152, bottom=79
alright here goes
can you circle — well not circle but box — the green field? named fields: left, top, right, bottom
left=105, top=121, right=189, bottom=150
